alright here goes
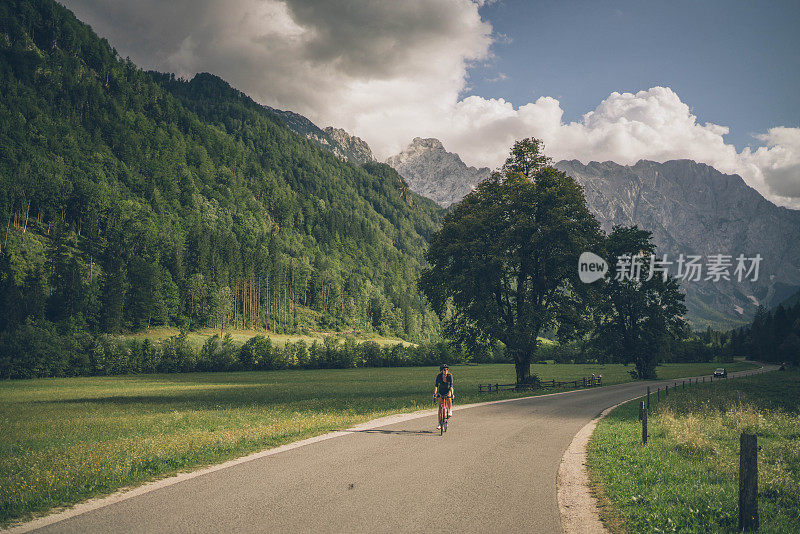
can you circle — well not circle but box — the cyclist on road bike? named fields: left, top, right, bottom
left=433, top=364, right=454, bottom=430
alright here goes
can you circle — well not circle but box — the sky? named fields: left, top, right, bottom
left=61, top=0, right=800, bottom=208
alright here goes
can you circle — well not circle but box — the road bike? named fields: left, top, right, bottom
left=435, top=394, right=451, bottom=435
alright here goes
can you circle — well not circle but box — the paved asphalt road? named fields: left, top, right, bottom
left=32, top=366, right=773, bottom=534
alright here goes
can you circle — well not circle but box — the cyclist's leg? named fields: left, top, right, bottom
left=437, top=396, right=445, bottom=427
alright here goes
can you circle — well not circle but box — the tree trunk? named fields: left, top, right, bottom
left=513, top=353, right=532, bottom=386
left=635, top=354, right=657, bottom=380
left=22, top=202, right=30, bottom=234
left=3, top=209, right=10, bottom=250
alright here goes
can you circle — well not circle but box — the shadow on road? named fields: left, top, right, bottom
left=349, top=429, right=437, bottom=435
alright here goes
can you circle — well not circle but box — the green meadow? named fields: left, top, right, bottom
left=1, top=361, right=755, bottom=525
left=118, top=326, right=417, bottom=351
left=588, top=369, right=799, bottom=533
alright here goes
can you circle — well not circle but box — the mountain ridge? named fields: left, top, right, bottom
left=383, top=137, right=800, bottom=327
left=556, top=158, right=800, bottom=327
left=264, top=105, right=375, bottom=165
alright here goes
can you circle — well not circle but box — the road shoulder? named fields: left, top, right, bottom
left=557, top=401, right=623, bottom=534
left=558, top=362, right=770, bottom=534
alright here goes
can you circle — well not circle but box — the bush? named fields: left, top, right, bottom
left=0, top=322, right=68, bottom=378
left=1, top=326, right=540, bottom=379
left=159, top=331, right=196, bottom=372
left=249, top=336, right=276, bottom=370
left=198, top=334, right=238, bottom=371
left=361, top=341, right=382, bottom=367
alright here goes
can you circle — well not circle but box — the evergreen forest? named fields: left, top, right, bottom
left=0, top=0, right=444, bottom=356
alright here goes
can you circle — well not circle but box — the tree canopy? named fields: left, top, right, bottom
left=421, top=139, right=603, bottom=384
left=593, top=226, right=687, bottom=378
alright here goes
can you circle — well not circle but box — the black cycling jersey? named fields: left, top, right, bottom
left=435, top=372, right=453, bottom=395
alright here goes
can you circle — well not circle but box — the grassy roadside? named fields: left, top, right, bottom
left=587, top=369, right=800, bottom=533
left=0, top=361, right=755, bottom=525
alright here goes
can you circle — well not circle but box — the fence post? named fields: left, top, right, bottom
left=665, top=384, right=669, bottom=397
left=647, top=386, right=651, bottom=411
left=739, top=433, right=759, bottom=531
left=641, top=401, right=648, bottom=444
left=479, top=384, right=482, bottom=392
left=495, top=383, right=498, bottom=392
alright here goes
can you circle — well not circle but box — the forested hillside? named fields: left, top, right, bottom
left=730, top=303, right=800, bottom=365
left=0, top=0, right=443, bottom=342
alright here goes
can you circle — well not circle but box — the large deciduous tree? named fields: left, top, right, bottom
left=421, top=139, right=602, bottom=385
left=594, top=226, right=687, bottom=379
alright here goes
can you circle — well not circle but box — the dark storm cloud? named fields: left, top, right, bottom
left=63, top=0, right=214, bottom=68
left=62, top=1, right=490, bottom=94
left=61, top=0, right=491, bottom=152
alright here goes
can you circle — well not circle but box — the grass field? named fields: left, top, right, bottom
left=0, top=361, right=755, bottom=525
left=118, top=326, right=416, bottom=351
left=587, top=369, right=799, bottom=533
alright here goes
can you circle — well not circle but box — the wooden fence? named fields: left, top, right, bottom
left=478, top=375, right=602, bottom=392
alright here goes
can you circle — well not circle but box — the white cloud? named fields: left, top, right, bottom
left=746, top=128, right=800, bottom=199
left=428, top=87, right=800, bottom=208
left=62, top=0, right=800, bottom=208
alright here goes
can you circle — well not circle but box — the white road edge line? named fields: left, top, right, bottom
left=557, top=364, right=768, bottom=534
left=5, top=383, right=601, bottom=533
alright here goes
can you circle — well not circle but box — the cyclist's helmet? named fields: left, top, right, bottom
left=440, top=364, right=449, bottom=370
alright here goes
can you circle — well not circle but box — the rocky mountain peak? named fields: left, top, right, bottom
left=386, top=138, right=490, bottom=208
left=410, top=137, right=445, bottom=151
left=323, top=127, right=375, bottom=165
left=264, top=107, right=375, bottom=166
